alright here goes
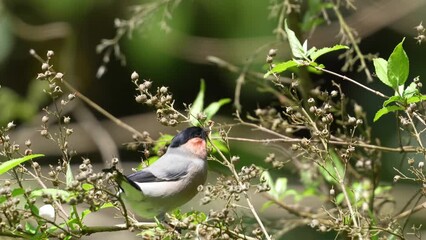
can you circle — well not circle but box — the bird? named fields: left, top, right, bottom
left=104, top=126, right=208, bottom=219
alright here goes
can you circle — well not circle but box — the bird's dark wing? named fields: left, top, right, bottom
left=127, top=168, right=188, bottom=183
left=103, top=166, right=143, bottom=192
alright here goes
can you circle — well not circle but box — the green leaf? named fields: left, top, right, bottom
left=261, top=200, right=275, bottom=211
left=318, top=150, right=345, bottom=185
left=372, top=58, right=392, bottom=88
left=264, top=60, right=298, bottom=77
left=274, top=177, right=288, bottom=198
left=383, top=95, right=404, bottom=107
left=373, top=105, right=404, bottom=122
left=25, top=222, right=37, bottom=235
left=387, top=38, right=409, bottom=88
left=310, top=45, right=349, bottom=62
left=374, top=185, right=391, bottom=195
left=82, top=183, right=94, bottom=191
left=407, top=95, right=426, bottom=104
left=0, top=154, right=44, bottom=175
left=189, top=79, right=205, bottom=126
left=284, top=20, right=305, bottom=59
left=153, top=134, right=173, bottom=153
left=203, top=98, right=231, bottom=122
left=207, top=132, right=229, bottom=154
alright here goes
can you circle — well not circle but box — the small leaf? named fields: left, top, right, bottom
left=25, top=222, right=37, bottom=235
left=209, top=138, right=229, bottom=154
left=203, top=98, right=231, bottom=122
left=261, top=200, right=275, bottom=211
left=407, top=95, right=426, bottom=104
left=373, top=105, right=404, bottom=122
left=264, top=60, right=298, bottom=77
left=153, top=134, right=173, bottom=153
left=317, top=150, right=343, bottom=184
left=383, top=95, right=404, bottom=107
left=302, top=40, right=308, bottom=52
left=0, top=154, right=44, bottom=175
left=403, top=82, right=419, bottom=98
left=387, top=38, right=409, bottom=88
left=189, top=79, right=205, bottom=126
left=310, top=45, right=349, bottom=62
left=82, top=183, right=94, bottom=191
left=335, top=193, right=345, bottom=205
left=374, top=185, right=392, bottom=195
left=66, top=162, right=73, bottom=188
left=274, top=177, right=288, bottom=197
left=373, top=58, right=390, bottom=87
left=284, top=20, right=305, bottom=59
left=306, top=46, right=317, bottom=58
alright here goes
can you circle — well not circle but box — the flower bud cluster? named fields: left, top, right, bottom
left=264, top=153, right=284, bottom=168
left=131, top=71, right=178, bottom=126
left=0, top=180, right=24, bottom=227
left=34, top=50, right=67, bottom=100
left=64, top=158, right=110, bottom=210
left=200, top=164, right=261, bottom=207
left=254, top=107, right=291, bottom=133
left=414, top=22, right=425, bottom=45
left=266, top=48, right=277, bottom=64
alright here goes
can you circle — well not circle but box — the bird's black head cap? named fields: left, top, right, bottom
left=169, top=127, right=207, bottom=148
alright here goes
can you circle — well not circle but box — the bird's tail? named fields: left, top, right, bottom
left=103, top=166, right=142, bottom=192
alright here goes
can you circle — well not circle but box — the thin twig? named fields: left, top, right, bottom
left=80, top=222, right=157, bottom=235
left=314, top=66, right=388, bottom=98
left=394, top=200, right=426, bottom=219
left=333, top=5, right=373, bottom=82
left=224, top=136, right=418, bottom=153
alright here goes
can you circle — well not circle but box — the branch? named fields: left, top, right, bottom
left=394, top=201, right=426, bottom=219
left=224, top=136, right=418, bottom=153
left=80, top=222, right=157, bottom=236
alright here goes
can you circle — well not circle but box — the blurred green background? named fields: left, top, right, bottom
left=1, top=0, right=426, bottom=239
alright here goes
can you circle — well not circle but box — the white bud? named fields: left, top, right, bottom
left=418, top=161, right=424, bottom=168
left=131, top=71, right=139, bottom=81
left=42, top=115, right=49, bottom=123
left=47, top=50, right=54, bottom=58
left=63, top=116, right=71, bottom=124
left=348, top=116, right=356, bottom=125
left=42, top=63, right=49, bottom=71
left=39, top=204, right=55, bottom=221
left=7, top=121, right=16, bottom=129
left=68, top=93, right=75, bottom=101
left=55, top=72, right=64, bottom=79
